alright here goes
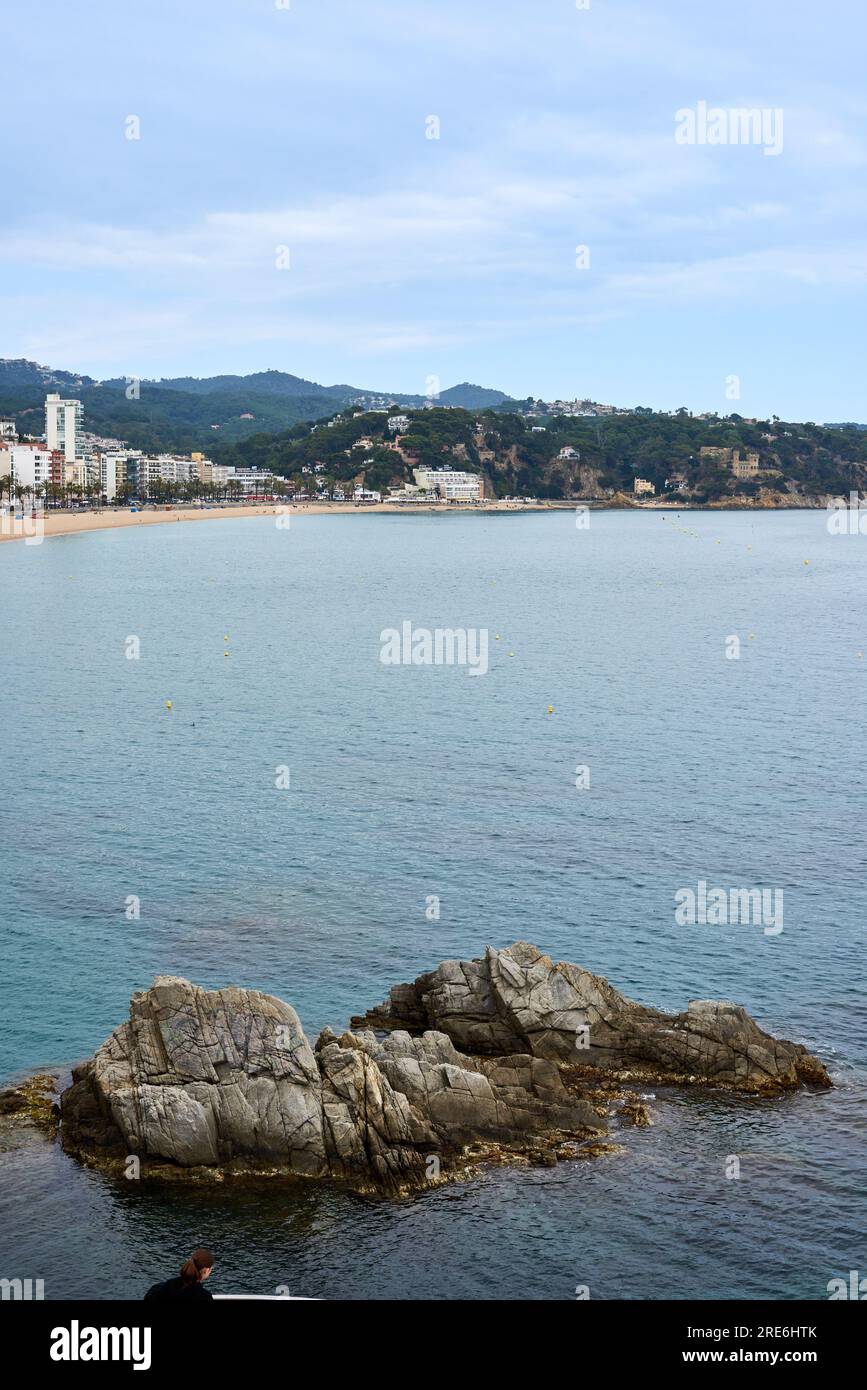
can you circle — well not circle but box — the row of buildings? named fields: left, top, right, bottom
left=0, top=394, right=284, bottom=502
left=0, top=394, right=485, bottom=508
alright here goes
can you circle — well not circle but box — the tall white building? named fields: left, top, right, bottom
left=45, top=394, right=84, bottom=462
left=0, top=420, right=16, bottom=442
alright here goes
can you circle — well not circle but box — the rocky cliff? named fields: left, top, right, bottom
left=60, top=942, right=829, bottom=1192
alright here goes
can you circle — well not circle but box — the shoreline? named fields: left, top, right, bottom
left=0, top=496, right=829, bottom=545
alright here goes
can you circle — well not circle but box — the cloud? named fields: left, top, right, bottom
left=2, top=0, right=866, bottom=411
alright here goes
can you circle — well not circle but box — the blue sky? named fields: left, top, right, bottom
left=1, top=0, right=865, bottom=419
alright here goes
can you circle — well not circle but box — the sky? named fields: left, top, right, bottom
left=1, top=0, right=865, bottom=420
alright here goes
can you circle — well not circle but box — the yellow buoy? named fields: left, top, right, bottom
left=224, top=650, right=229, bottom=656
left=223, top=634, right=229, bottom=640
left=547, top=705, right=554, bottom=715
left=165, top=700, right=172, bottom=710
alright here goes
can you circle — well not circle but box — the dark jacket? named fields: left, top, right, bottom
left=144, top=1276, right=214, bottom=1301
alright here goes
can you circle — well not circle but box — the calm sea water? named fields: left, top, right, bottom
left=0, top=509, right=864, bottom=1300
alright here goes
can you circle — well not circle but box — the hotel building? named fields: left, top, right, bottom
left=45, top=394, right=84, bottom=463
left=412, top=467, right=481, bottom=501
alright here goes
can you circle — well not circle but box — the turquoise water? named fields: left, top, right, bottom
left=0, top=510, right=864, bottom=1299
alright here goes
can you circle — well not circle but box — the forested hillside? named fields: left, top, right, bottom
left=211, top=406, right=867, bottom=502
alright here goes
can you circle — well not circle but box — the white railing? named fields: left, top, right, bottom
left=213, top=1293, right=317, bottom=1301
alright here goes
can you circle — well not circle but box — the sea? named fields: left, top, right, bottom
left=0, top=508, right=864, bottom=1300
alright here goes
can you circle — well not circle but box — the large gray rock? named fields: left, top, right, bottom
left=352, top=941, right=831, bottom=1092
left=61, top=944, right=829, bottom=1191
left=61, top=973, right=603, bottom=1190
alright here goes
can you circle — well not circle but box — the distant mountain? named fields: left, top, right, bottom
left=437, top=382, right=511, bottom=409
left=0, top=358, right=512, bottom=451
left=140, top=372, right=511, bottom=411
left=143, top=369, right=348, bottom=400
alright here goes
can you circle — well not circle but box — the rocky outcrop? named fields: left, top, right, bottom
left=351, top=941, right=831, bottom=1092
left=60, top=943, right=829, bottom=1192
left=0, top=1074, right=59, bottom=1134
left=61, top=974, right=603, bottom=1191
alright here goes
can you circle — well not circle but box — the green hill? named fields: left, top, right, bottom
left=211, top=406, right=867, bottom=503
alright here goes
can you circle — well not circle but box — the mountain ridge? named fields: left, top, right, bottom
left=0, top=359, right=513, bottom=449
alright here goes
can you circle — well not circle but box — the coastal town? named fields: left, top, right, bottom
left=0, top=394, right=493, bottom=511
left=0, top=386, right=849, bottom=523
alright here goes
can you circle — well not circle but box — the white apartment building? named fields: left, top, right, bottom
left=387, top=414, right=411, bottom=434
left=45, top=394, right=84, bottom=463
left=0, top=443, right=55, bottom=492
left=413, top=467, right=481, bottom=501
left=138, top=455, right=202, bottom=491
left=0, top=420, right=16, bottom=442
left=160, top=455, right=199, bottom=485
left=127, top=456, right=164, bottom=494
left=99, top=452, right=128, bottom=502
left=226, top=466, right=276, bottom=494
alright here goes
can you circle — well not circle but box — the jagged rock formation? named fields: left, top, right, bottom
left=351, top=942, right=831, bottom=1092
left=60, top=974, right=602, bottom=1190
left=60, top=943, right=829, bottom=1191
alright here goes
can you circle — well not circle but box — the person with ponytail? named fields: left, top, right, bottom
left=144, top=1248, right=215, bottom=1300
